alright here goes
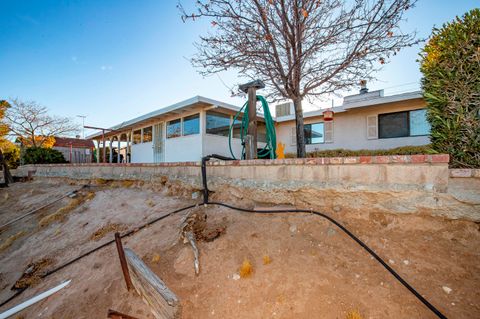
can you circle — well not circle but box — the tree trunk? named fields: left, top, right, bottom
left=293, top=97, right=306, bottom=158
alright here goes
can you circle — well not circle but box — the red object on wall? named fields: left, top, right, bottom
left=323, top=110, right=334, bottom=121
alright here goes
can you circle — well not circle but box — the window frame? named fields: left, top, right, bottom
left=182, top=113, right=200, bottom=136
left=132, top=129, right=142, bottom=145
left=378, top=108, right=430, bottom=139
left=142, top=126, right=153, bottom=143
left=205, top=110, right=232, bottom=137
left=166, top=118, right=182, bottom=139
left=304, top=122, right=325, bottom=145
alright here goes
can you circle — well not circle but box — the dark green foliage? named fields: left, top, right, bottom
left=23, top=147, right=67, bottom=165
left=419, top=9, right=480, bottom=168
left=286, top=145, right=433, bottom=158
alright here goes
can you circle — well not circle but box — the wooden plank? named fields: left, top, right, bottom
left=124, top=248, right=181, bottom=319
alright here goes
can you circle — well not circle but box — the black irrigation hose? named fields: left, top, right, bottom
left=1, top=155, right=449, bottom=319
left=200, top=154, right=447, bottom=319
left=0, top=204, right=197, bottom=309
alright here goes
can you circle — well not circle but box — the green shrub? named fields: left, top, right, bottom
left=285, top=145, right=433, bottom=158
left=23, top=147, right=67, bottom=165
left=419, top=9, right=480, bottom=168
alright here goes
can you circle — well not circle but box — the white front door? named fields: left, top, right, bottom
left=153, top=123, right=164, bottom=163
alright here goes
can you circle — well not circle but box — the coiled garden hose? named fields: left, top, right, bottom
left=228, top=95, right=276, bottom=159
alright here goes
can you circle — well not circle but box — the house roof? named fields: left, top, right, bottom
left=275, top=90, right=424, bottom=122
left=54, top=137, right=95, bottom=148
left=86, top=96, right=245, bottom=139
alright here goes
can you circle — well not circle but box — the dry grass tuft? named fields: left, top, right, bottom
left=38, top=198, right=81, bottom=227
left=239, top=259, right=253, bottom=278
left=121, top=180, right=135, bottom=188
left=0, top=231, right=26, bottom=253
left=345, top=310, right=363, bottom=319
left=95, top=178, right=110, bottom=185
left=13, top=258, right=53, bottom=290
left=90, top=223, right=128, bottom=241
left=38, top=191, right=95, bottom=227
left=151, top=253, right=161, bottom=263
left=263, top=255, right=272, bottom=265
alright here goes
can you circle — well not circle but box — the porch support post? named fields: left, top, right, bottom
left=117, top=135, right=121, bottom=163
left=96, top=140, right=100, bottom=163
left=109, top=138, right=113, bottom=163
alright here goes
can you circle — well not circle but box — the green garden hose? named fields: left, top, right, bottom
left=228, top=95, right=276, bottom=159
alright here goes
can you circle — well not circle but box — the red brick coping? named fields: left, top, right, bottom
left=25, top=154, right=449, bottom=167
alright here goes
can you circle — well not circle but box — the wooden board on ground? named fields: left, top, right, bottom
left=124, top=248, right=181, bottom=319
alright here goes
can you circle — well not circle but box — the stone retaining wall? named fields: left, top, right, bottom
left=14, top=154, right=480, bottom=221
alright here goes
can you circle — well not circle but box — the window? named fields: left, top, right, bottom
left=378, top=111, right=409, bottom=138
left=142, top=126, right=152, bottom=142
left=132, top=130, right=141, bottom=144
left=378, top=109, right=430, bottom=139
left=183, top=114, right=200, bottom=135
left=409, top=109, right=430, bottom=136
left=167, top=119, right=181, bottom=138
left=304, top=122, right=324, bottom=144
left=206, top=111, right=230, bottom=136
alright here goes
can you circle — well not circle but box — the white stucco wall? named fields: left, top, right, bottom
left=203, top=134, right=243, bottom=159
left=276, top=99, right=431, bottom=154
left=165, top=134, right=203, bottom=162
left=131, top=142, right=153, bottom=163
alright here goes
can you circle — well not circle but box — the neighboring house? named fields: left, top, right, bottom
left=276, top=89, right=430, bottom=154
left=87, top=88, right=430, bottom=163
left=53, top=136, right=95, bottom=163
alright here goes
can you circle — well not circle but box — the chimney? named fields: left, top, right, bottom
left=359, top=80, right=368, bottom=94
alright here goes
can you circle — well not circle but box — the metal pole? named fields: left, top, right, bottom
left=102, top=130, right=106, bottom=163
left=114, top=232, right=133, bottom=291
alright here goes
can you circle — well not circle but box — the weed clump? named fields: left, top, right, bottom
left=346, top=310, right=363, bottom=319
left=13, top=258, right=53, bottom=290
left=263, top=255, right=271, bottom=265
left=239, top=259, right=253, bottom=278
left=90, top=223, right=128, bottom=241
left=38, top=191, right=95, bottom=227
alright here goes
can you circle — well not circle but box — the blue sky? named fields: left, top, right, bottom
left=1, top=0, right=478, bottom=136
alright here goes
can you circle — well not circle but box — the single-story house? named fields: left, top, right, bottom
left=87, top=88, right=430, bottom=163
left=53, top=136, right=95, bottom=163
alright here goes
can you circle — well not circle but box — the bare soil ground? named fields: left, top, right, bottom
left=0, top=179, right=479, bottom=319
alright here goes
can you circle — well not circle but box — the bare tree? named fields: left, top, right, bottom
left=5, top=99, right=79, bottom=147
left=179, top=0, right=420, bottom=157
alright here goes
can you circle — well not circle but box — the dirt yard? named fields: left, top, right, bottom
left=0, top=179, right=479, bottom=319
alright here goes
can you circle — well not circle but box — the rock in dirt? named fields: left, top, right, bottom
left=442, top=286, right=452, bottom=294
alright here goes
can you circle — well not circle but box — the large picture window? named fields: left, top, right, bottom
left=206, top=111, right=230, bottom=136
left=142, top=126, right=152, bottom=143
left=378, top=112, right=409, bottom=138
left=167, top=119, right=181, bottom=138
left=183, top=114, right=200, bottom=136
left=304, top=122, right=324, bottom=144
left=378, top=109, right=430, bottom=139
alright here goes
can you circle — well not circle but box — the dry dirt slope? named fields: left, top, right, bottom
left=0, top=179, right=479, bottom=318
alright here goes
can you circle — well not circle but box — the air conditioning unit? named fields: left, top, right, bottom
left=276, top=102, right=294, bottom=117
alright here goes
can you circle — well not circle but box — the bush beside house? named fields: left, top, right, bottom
left=23, top=147, right=67, bottom=165
left=420, top=9, right=480, bottom=168
left=286, top=145, right=432, bottom=158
